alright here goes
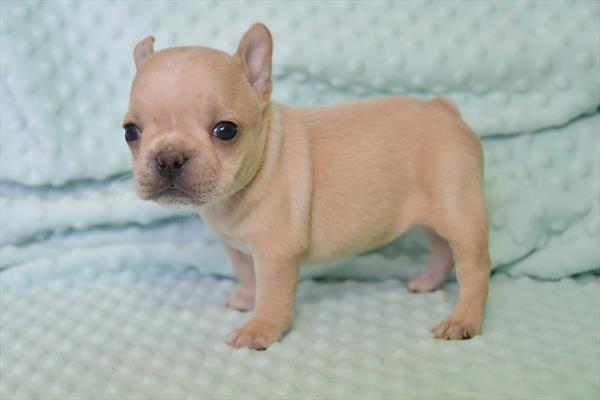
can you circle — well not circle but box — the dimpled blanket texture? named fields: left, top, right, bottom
left=0, top=0, right=599, bottom=399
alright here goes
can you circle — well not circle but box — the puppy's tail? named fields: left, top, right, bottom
left=432, top=96, right=462, bottom=117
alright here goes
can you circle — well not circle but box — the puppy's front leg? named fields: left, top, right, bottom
left=226, top=253, right=299, bottom=350
left=222, top=241, right=256, bottom=312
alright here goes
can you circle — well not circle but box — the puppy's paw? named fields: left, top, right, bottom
left=408, top=271, right=446, bottom=293
left=432, top=317, right=480, bottom=340
left=226, top=290, right=255, bottom=312
left=226, top=318, right=284, bottom=350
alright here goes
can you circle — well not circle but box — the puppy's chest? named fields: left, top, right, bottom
left=199, top=209, right=255, bottom=255
left=221, top=234, right=253, bottom=255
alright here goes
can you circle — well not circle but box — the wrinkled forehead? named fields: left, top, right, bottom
left=129, top=47, right=245, bottom=112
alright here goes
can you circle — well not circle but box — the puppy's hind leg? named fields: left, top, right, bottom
left=408, top=228, right=453, bottom=293
left=431, top=196, right=491, bottom=340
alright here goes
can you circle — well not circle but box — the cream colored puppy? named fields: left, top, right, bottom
left=123, top=23, right=491, bottom=350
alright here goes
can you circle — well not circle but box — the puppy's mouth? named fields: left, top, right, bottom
left=151, top=184, right=199, bottom=206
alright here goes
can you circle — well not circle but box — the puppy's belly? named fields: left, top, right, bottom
left=303, top=150, right=421, bottom=263
left=304, top=198, right=419, bottom=263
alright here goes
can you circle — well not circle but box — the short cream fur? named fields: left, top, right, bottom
left=124, top=23, right=491, bottom=350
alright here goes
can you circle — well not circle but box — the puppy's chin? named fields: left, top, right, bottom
left=152, top=187, right=199, bottom=207
left=134, top=175, right=234, bottom=207
left=136, top=185, right=202, bottom=208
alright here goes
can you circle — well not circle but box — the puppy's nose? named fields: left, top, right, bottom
left=155, top=151, right=188, bottom=179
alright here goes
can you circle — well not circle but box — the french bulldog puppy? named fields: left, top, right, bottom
left=123, top=23, right=491, bottom=350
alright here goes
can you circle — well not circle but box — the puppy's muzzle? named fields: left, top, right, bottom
left=155, top=151, right=189, bottom=180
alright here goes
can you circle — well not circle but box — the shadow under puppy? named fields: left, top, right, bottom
left=123, top=23, right=491, bottom=350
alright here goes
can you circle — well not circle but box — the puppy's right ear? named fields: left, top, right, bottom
left=134, top=36, right=155, bottom=69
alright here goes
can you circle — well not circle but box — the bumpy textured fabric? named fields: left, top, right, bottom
left=1, top=267, right=599, bottom=400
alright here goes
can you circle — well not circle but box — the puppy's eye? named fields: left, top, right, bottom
left=124, top=124, right=140, bottom=142
left=212, top=121, right=238, bottom=141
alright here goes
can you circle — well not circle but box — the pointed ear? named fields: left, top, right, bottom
left=134, top=36, right=155, bottom=69
left=235, top=23, right=273, bottom=102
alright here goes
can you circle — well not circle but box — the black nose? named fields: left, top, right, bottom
left=155, top=151, right=188, bottom=179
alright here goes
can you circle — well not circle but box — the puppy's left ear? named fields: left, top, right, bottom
left=134, top=36, right=155, bottom=69
left=235, top=23, right=273, bottom=102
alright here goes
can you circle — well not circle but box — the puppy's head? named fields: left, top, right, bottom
left=123, top=23, right=273, bottom=207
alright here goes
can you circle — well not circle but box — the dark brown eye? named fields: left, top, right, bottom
left=124, top=124, right=140, bottom=142
left=212, top=121, right=238, bottom=141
